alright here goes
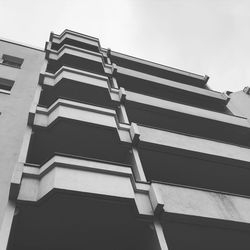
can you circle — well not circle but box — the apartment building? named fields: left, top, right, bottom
left=0, top=30, right=250, bottom=249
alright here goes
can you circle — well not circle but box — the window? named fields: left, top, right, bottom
left=1, top=54, right=23, bottom=68
left=0, top=77, right=14, bottom=92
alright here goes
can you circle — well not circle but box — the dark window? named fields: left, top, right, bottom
left=0, top=77, right=14, bottom=91
left=1, top=54, right=23, bottom=68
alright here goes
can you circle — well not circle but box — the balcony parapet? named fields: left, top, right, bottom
left=37, top=65, right=123, bottom=113
left=40, top=66, right=121, bottom=103
left=30, top=99, right=250, bottom=166
left=126, top=91, right=250, bottom=128
left=150, top=182, right=250, bottom=225
left=18, top=155, right=135, bottom=202
left=46, top=44, right=103, bottom=64
left=50, top=30, right=101, bottom=52
left=111, top=50, right=208, bottom=88
left=10, top=154, right=154, bottom=217
left=138, top=124, right=250, bottom=165
left=41, top=66, right=109, bottom=88
left=29, top=98, right=132, bottom=143
left=34, top=98, right=115, bottom=126
left=12, top=151, right=250, bottom=225
left=117, top=66, right=228, bottom=105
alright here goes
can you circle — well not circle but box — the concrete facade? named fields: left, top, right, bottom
left=0, top=30, right=250, bottom=249
left=0, top=41, right=44, bottom=238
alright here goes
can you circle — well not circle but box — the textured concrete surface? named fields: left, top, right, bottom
left=0, top=40, right=44, bottom=227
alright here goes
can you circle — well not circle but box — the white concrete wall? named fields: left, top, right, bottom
left=0, top=40, right=44, bottom=227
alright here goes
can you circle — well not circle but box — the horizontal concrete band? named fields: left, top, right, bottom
left=31, top=98, right=131, bottom=143
left=111, top=50, right=205, bottom=82
left=42, top=66, right=109, bottom=88
left=46, top=42, right=221, bottom=103
left=152, top=182, right=250, bottom=224
left=126, top=91, right=250, bottom=128
left=48, top=44, right=103, bottom=63
left=39, top=65, right=120, bottom=102
left=29, top=98, right=250, bottom=163
left=118, top=66, right=227, bottom=102
left=46, top=42, right=214, bottom=100
left=52, top=31, right=100, bottom=48
left=51, top=30, right=205, bottom=86
left=40, top=67, right=245, bottom=130
left=139, top=125, right=250, bottom=163
left=40, top=67, right=242, bottom=130
left=14, top=153, right=250, bottom=224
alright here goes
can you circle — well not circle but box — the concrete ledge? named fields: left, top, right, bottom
left=29, top=98, right=133, bottom=144
left=51, top=29, right=101, bottom=49
left=126, top=91, right=250, bottom=128
left=47, top=44, right=104, bottom=64
left=111, top=50, right=206, bottom=83
left=42, top=66, right=110, bottom=89
left=33, top=98, right=117, bottom=128
left=40, top=65, right=121, bottom=105
left=154, top=182, right=250, bottom=224
left=138, top=125, right=250, bottom=164
left=18, top=155, right=134, bottom=202
left=117, top=66, right=228, bottom=103
left=16, top=155, right=154, bottom=217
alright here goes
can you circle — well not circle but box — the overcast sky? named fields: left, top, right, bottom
left=1, top=0, right=249, bottom=92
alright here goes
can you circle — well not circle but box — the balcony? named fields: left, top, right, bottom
left=39, top=66, right=114, bottom=108
left=150, top=182, right=250, bottom=250
left=18, top=154, right=134, bottom=202
left=50, top=29, right=100, bottom=53
left=111, top=50, right=207, bottom=88
left=9, top=158, right=155, bottom=250
left=27, top=99, right=131, bottom=165
left=125, top=91, right=250, bottom=146
left=46, top=44, right=105, bottom=75
left=137, top=124, right=250, bottom=196
left=116, top=66, right=228, bottom=112
left=8, top=153, right=160, bottom=250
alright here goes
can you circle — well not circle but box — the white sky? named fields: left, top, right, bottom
left=1, top=0, right=249, bottom=92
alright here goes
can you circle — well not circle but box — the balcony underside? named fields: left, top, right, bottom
left=139, top=144, right=250, bottom=196
left=46, top=54, right=104, bottom=75
left=26, top=120, right=131, bottom=165
left=39, top=79, right=114, bottom=108
left=8, top=193, right=156, bottom=250
left=162, top=216, right=250, bottom=250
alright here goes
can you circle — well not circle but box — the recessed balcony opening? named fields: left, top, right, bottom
left=26, top=120, right=131, bottom=166
left=162, top=216, right=250, bottom=250
left=39, top=80, right=114, bottom=108
left=46, top=55, right=104, bottom=75
left=51, top=38, right=99, bottom=53
left=126, top=102, right=250, bottom=147
left=111, top=55, right=205, bottom=88
left=116, top=73, right=229, bottom=114
left=8, top=194, right=157, bottom=250
left=138, top=145, right=250, bottom=196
